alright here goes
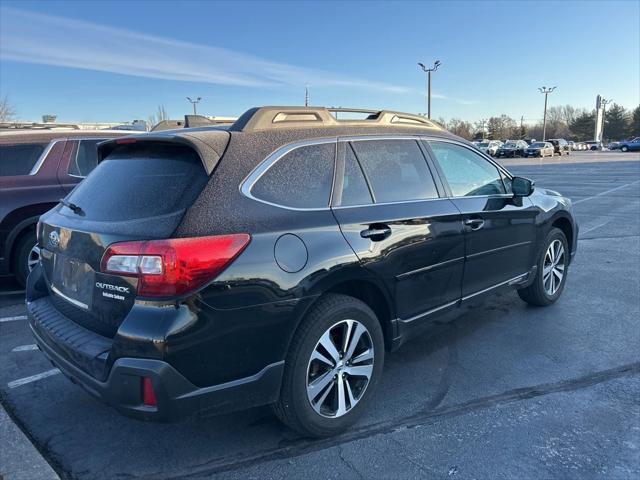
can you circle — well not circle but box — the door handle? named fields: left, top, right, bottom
left=464, top=218, right=485, bottom=230
left=360, top=225, right=392, bottom=241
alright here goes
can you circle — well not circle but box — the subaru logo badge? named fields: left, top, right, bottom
left=48, top=231, right=60, bottom=248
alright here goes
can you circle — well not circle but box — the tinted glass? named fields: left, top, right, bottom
left=429, top=141, right=507, bottom=197
left=65, top=144, right=208, bottom=221
left=69, top=139, right=102, bottom=177
left=0, top=143, right=46, bottom=176
left=340, top=144, right=373, bottom=206
left=351, top=140, right=438, bottom=203
left=251, top=142, right=335, bottom=208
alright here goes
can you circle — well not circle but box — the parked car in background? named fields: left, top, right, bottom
left=0, top=129, right=126, bottom=286
left=567, top=141, right=576, bottom=151
left=474, top=140, right=502, bottom=156
left=27, top=106, right=578, bottom=437
left=609, top=137, right=640, bottom=152
left=495, top=140, right=528, bottom=158
left=585, top=141, right=603, bottom=151
left=547, top=138, right=570, bottom=156
left=574, top=142, right=586, bottom=151
left=524, top=142, right=555, bottom=157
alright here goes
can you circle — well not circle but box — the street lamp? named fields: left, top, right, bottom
left=186, top=96, right=202, bottom=115
left=538, top=86, right=556, bottom=141
left=418, top=60, right=442, bottom=119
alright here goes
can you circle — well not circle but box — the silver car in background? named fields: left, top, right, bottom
left=474, top=139, right=503, bottom=156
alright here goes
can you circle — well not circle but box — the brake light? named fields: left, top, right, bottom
left=101, top=234, right=250, bottom=297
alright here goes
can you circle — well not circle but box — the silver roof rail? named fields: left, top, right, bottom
left=231, top=106, right=442, bottom=132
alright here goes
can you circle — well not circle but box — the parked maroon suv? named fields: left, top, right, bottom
left=0, top=130, right=125, bottom=286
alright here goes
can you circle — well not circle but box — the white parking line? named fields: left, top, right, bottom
left=0, top=315, right=27, bottom=323
left=573, top=180, right=640, bottom=205
left=8, top=369, right=61, bottom=389
left=11, top=344, right=38, bottom=352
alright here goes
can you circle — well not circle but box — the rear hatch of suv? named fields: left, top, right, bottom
left=36, top=137, right=227, bottom=339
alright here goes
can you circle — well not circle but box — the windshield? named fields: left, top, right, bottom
left=531, top=143, right=546, bottom=148
left=477, top=142, right=489, bottom=147
left=504, top=143, right=517, bottom=148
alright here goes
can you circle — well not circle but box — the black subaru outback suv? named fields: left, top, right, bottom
left=27, top=107, right=578, bottom=437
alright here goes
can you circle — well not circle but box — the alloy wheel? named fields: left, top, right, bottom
left=27, top=244, right=40, bottom=271
left=306, top=319, right=374, bottom=418
left=543, top=239, right=565, bottom=296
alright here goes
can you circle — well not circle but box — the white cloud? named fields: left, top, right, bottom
left=0, top=7, right=412, bottom=94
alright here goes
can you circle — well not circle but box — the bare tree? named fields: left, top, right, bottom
left=147, top=105, right=169, bottom=130
left=0, top=96, right=16, bottom=121
left=447, top=118, right=474, bottom=140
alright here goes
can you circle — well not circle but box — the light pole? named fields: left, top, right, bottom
left=418, top=60, right=442, bottom=119
left=186, top=96, right=202, bottom=115
left=538, top=86, right=556, bottom=141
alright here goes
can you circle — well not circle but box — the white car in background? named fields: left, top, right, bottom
left=474, top=140, right=503, bottom=156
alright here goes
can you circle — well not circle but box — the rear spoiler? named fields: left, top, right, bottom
left=96, top=131, right=230, bottom=175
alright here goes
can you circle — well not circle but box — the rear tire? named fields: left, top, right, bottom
left=621, top=146, right=629, bottom=152
left=518, top=228, right=569, bottom=306
left=13, top=230, right=38, bottom=288
left=273, top=294, right=385, bottom=437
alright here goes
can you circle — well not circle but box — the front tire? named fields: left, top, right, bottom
left=518, top=228, right=569, bottom=306
left=621, top=146, right=629, bottom=152
left=273, top=294, right=385, bottom=437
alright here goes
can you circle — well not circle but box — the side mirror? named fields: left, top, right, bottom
left=512, top=176, right=535, bottom=197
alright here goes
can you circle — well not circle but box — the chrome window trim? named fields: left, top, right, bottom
left=239, top=137, right=338, bottom=212
left=240, top=134, right=519, bottom=212
left=28, top=139, right=63, bottom=176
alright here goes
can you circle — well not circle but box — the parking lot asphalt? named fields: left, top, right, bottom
left=0, top=151, right=638, bottom=479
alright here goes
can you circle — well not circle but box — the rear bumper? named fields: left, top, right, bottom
left=26, top=288, right=285, bottom=421
left=29, top=315, right=283, bottom=421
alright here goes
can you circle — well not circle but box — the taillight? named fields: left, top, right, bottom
left=101, top=234, right=250, bottom=297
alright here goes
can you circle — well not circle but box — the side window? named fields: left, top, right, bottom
left=69, top=139, right=102, bottom=177
left=0, top=143, right=47, bottom=176
left=429, top=141, right=507, bottom=197
left=339, top=144, right=373, bottom=206
left=251, top=142, right=335, bottom=209
left=350, top=139, right=438, bottom=203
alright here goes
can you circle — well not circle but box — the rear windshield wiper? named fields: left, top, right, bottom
left=60, top=199, right=85, bottom=216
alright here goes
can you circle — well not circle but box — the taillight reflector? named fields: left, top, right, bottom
left=101, top=234, right=250, bottom=297
left=142, top=377, right=157, bottom=407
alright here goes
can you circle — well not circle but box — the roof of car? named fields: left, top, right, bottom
left=0, top=129, right=128, bottom=145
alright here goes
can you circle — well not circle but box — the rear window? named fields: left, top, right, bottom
left=250, top=142, right=335, bottom=209
left=64, top=144, right=208, bottom=221
left=69, top=139, right=103, bottom=177
left=0, top=143, right=47, bottom=176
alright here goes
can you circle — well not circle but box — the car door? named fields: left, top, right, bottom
left=331, top=137, right=465, bottom=323
left=425, top=140, right=537, bottom=298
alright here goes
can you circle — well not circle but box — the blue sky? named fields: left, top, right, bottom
left=1, top=0, right=638, bottom=124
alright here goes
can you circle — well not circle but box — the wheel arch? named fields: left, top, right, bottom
left=293, top=272, right=396, bottom=352
left=550, top=214, right=574, bottom=257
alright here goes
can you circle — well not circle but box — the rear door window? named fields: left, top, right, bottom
left=0, top=143, right=47, bottom=176
left=429, top=141, right=507, bottom=197
left=64, top=144, right=208, bottom=221
left=69, top=139, right=103, bottom=177
left=350, top=139, right=439, bottom=203
left=338, top=144, right=373, bottom=206
left=250, top=142, right=335, bottom=209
